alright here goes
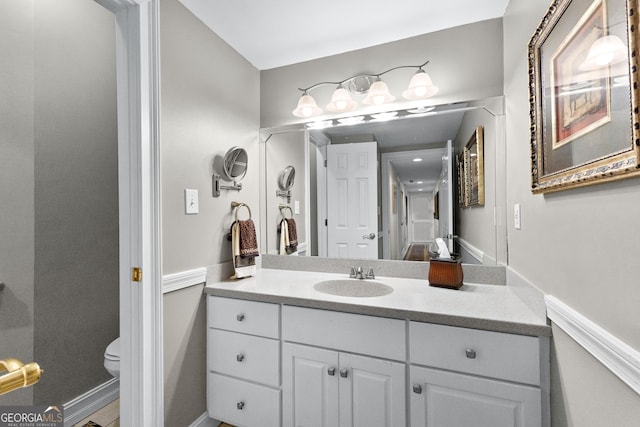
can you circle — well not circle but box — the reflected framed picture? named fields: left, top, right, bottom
left=457, top=152, right=467, bottom=208
left=464, top=126, right=485, bottom=207
left=528, top=0, right=640, bottom=193
left=434, top=191, right=439, bottom=219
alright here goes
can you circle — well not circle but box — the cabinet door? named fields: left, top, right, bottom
left=339, top=353, right=406, bottom=427
left=410, top=366, right=541, bottom=427
left=283, top=343, right=340, bottom=427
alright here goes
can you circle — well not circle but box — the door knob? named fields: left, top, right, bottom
left=362, top=233, right=376, bottom=240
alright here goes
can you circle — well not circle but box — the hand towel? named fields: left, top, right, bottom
left=230, top=220, right=257, bottom=279
left=285, top=218, right=298, bottom=253
left=238, top=219, right=259, bottom=257
left=279, top=219, right=289, bottom=255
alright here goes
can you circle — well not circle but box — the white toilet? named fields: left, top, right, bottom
left=103, top=337, right=120, bottom=377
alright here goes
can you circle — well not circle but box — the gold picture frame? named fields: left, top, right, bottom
left=528, top=0, right=640, bottom=193
left=464, top=126, right=485, bottom=207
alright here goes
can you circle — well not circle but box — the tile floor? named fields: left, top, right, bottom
left=73, top=399, right=119, bottom=427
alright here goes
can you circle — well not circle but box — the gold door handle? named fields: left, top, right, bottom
left=0, top=358, right=43, bottom=396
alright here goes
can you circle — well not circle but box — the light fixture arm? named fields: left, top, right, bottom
left=297, top=60, right=430, bottom=93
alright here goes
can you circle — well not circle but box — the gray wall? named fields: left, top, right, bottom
left=0, top=0, right=119, bottom=405
left=160, top=0, right=260, bottom=424
left=503, top=0, right=640, bottom=425
left=454, top=107, right=498, bottom=262
left=261, top=18, right=504, bottom=127
left=0, top=0, right=36, bottom=406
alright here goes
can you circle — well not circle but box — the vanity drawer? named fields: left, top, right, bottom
left=410, top=322, right=541, bottom=385
left=208, top=296, right=280, bottom=339
left=207, top=328, right=280, bottom=387
left=282, top=305, right=405, bottom=361
left=207, top=372, right=281, bottom=427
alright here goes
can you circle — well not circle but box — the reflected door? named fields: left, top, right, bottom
left=436, top=140, right=455, bottom=253
left=326, top=142, right=378, bottom=259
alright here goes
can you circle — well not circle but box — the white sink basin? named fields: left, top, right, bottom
left=313, top=279, right=393, bottom=298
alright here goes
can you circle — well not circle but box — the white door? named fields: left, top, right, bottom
left=410, top=366, right=542, bottom=427
left=339, top=353, right=406, bottom=427
left=408, top=193, right=434, bottom=242
left=327, top=142, right=378, bottom=259
left=282, top=343, right=340, bottom=427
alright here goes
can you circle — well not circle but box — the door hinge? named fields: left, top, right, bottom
left=132, top=267, right=142, bottom=282
left=324, top=159, right=327, bottom=167
left=325, top=219, right=328, bottom=226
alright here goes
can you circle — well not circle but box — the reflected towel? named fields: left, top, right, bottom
left=285, top=218, right=298, bottom=252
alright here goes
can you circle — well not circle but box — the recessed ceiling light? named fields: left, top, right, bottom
left=417, top=181, right=423, bottom=184
left=413, top=158, right=423, bottom=162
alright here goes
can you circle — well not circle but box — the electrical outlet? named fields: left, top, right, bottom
left=185, top=189, right=199, bottom=214
left=514, top=203, right=521, bottom=230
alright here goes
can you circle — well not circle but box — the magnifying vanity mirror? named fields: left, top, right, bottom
left=223, top=146, right=248, bottom=180
left=278, top=166, right=296, bottom=191
left=260, top=96, right=507, bottom=266
left=213, top=146, right=248, bottom=196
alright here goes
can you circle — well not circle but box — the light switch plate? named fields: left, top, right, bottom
left=185, top=189, right=199, bottom=214
left=294, top=200, right=300, bottom=214
left=514, top=203, right=521, bottom=230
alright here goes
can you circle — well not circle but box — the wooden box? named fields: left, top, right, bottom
left=428, top=257, right=464, bottom=289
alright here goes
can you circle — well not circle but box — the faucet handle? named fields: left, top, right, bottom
left=349, top=266, right=357, bottom=278
left=366, top=268, right=375, bottom=279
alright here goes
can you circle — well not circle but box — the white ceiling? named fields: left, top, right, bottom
left=179, top=0, right=510, bottom=70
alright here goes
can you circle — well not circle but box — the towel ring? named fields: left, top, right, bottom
left=231, top=201, right=252, bottom=221
left=279, top=205, right=293, bottom=219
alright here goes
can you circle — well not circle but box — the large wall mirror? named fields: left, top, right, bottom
left=261, top=97, right=506, bottom=266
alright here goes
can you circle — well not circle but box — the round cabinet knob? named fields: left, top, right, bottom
left=327, top=367, right=336, bottom=376
left=236, top=313, right=245, bottom=322
left=413, top=384, right=423, bottom=394
left=339, top=368, right=349, bottom=378
left=465, top=348, right=477, bottom=359
left=236, top=354, right=245, bottom=362
left=236, top=401, right=245, bottom=410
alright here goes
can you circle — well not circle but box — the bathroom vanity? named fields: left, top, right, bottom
left=204, top=269, right=550, bottom=427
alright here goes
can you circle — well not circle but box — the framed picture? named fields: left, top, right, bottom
left=528, top=0, right=640, bottom=193
left=464, top=126, right=485, bottom=207
left=457, top=152, right=467, bottom=208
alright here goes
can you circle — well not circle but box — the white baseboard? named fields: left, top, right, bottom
left=189, top=412, right=218, bottom=427
left=63, top=378, right=119, bottom=427
left=545, top=295, right=640, bottom=396
left=162, top=267, right=207, bottom=294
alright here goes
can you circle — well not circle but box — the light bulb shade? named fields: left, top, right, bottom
left=292, top=94, right=322, bottom=118
left=362, top=80, right=395, bottom=105
left=580, top=35, right=627, bottom=71
left=326, top=86, right=357, bottom=113
left=403, top=70, right=439, bottom=99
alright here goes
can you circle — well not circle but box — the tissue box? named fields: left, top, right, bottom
left=428, top=256, right=464, bottom=289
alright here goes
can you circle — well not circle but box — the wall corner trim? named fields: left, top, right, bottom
left=162, top=267, right=207, bottom=294
left=63, top=378, right=119, bottom=427
left=545, top=295, right=640, bottom=396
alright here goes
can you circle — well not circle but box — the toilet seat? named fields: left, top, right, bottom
left=104, top=337, right=120, bottom=377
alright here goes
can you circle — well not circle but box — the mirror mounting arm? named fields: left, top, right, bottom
left=212, top=174, right=243, bottom=197
left=276, top=189, right=291, bottom=203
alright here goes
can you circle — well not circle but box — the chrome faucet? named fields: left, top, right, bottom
left=349, top=266, right=375, bottom=280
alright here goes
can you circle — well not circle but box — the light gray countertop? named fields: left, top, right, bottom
left=204, top=268, right=551, bottom=337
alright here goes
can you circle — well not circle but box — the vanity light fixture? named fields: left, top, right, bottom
left=292, top=60, right=438, bottom=118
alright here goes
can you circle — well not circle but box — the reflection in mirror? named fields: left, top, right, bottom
left=261, top=97, right=506, bottom=266
left=223, top=146, right=248, bottom=180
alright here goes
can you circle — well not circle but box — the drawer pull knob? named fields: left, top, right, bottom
left=413, top=384, right=423, bottom=394
left=340, top=368, right=349, bottom=378
left=327, top=367, right=336, bottom=376
left=465, top=348, right=477, bottom=359
left=236, top=314, right=245, bottom=322
left=236, top=354, right=245, bottom=362
left=236, top=401, right=245, bottom=410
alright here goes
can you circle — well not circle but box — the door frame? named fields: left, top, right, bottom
left=380, top=148, right=445, bottom=260
left=95, top=0, right=163, bottom=425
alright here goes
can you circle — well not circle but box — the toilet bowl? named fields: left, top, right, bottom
left=104, top=337, right=120, bottom=377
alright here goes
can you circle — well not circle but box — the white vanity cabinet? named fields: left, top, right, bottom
left=409, top=322, right=547, bottom=427
left=281, top=306, right=406, bottom=427
left=206, top=296, right=281, bottom=427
